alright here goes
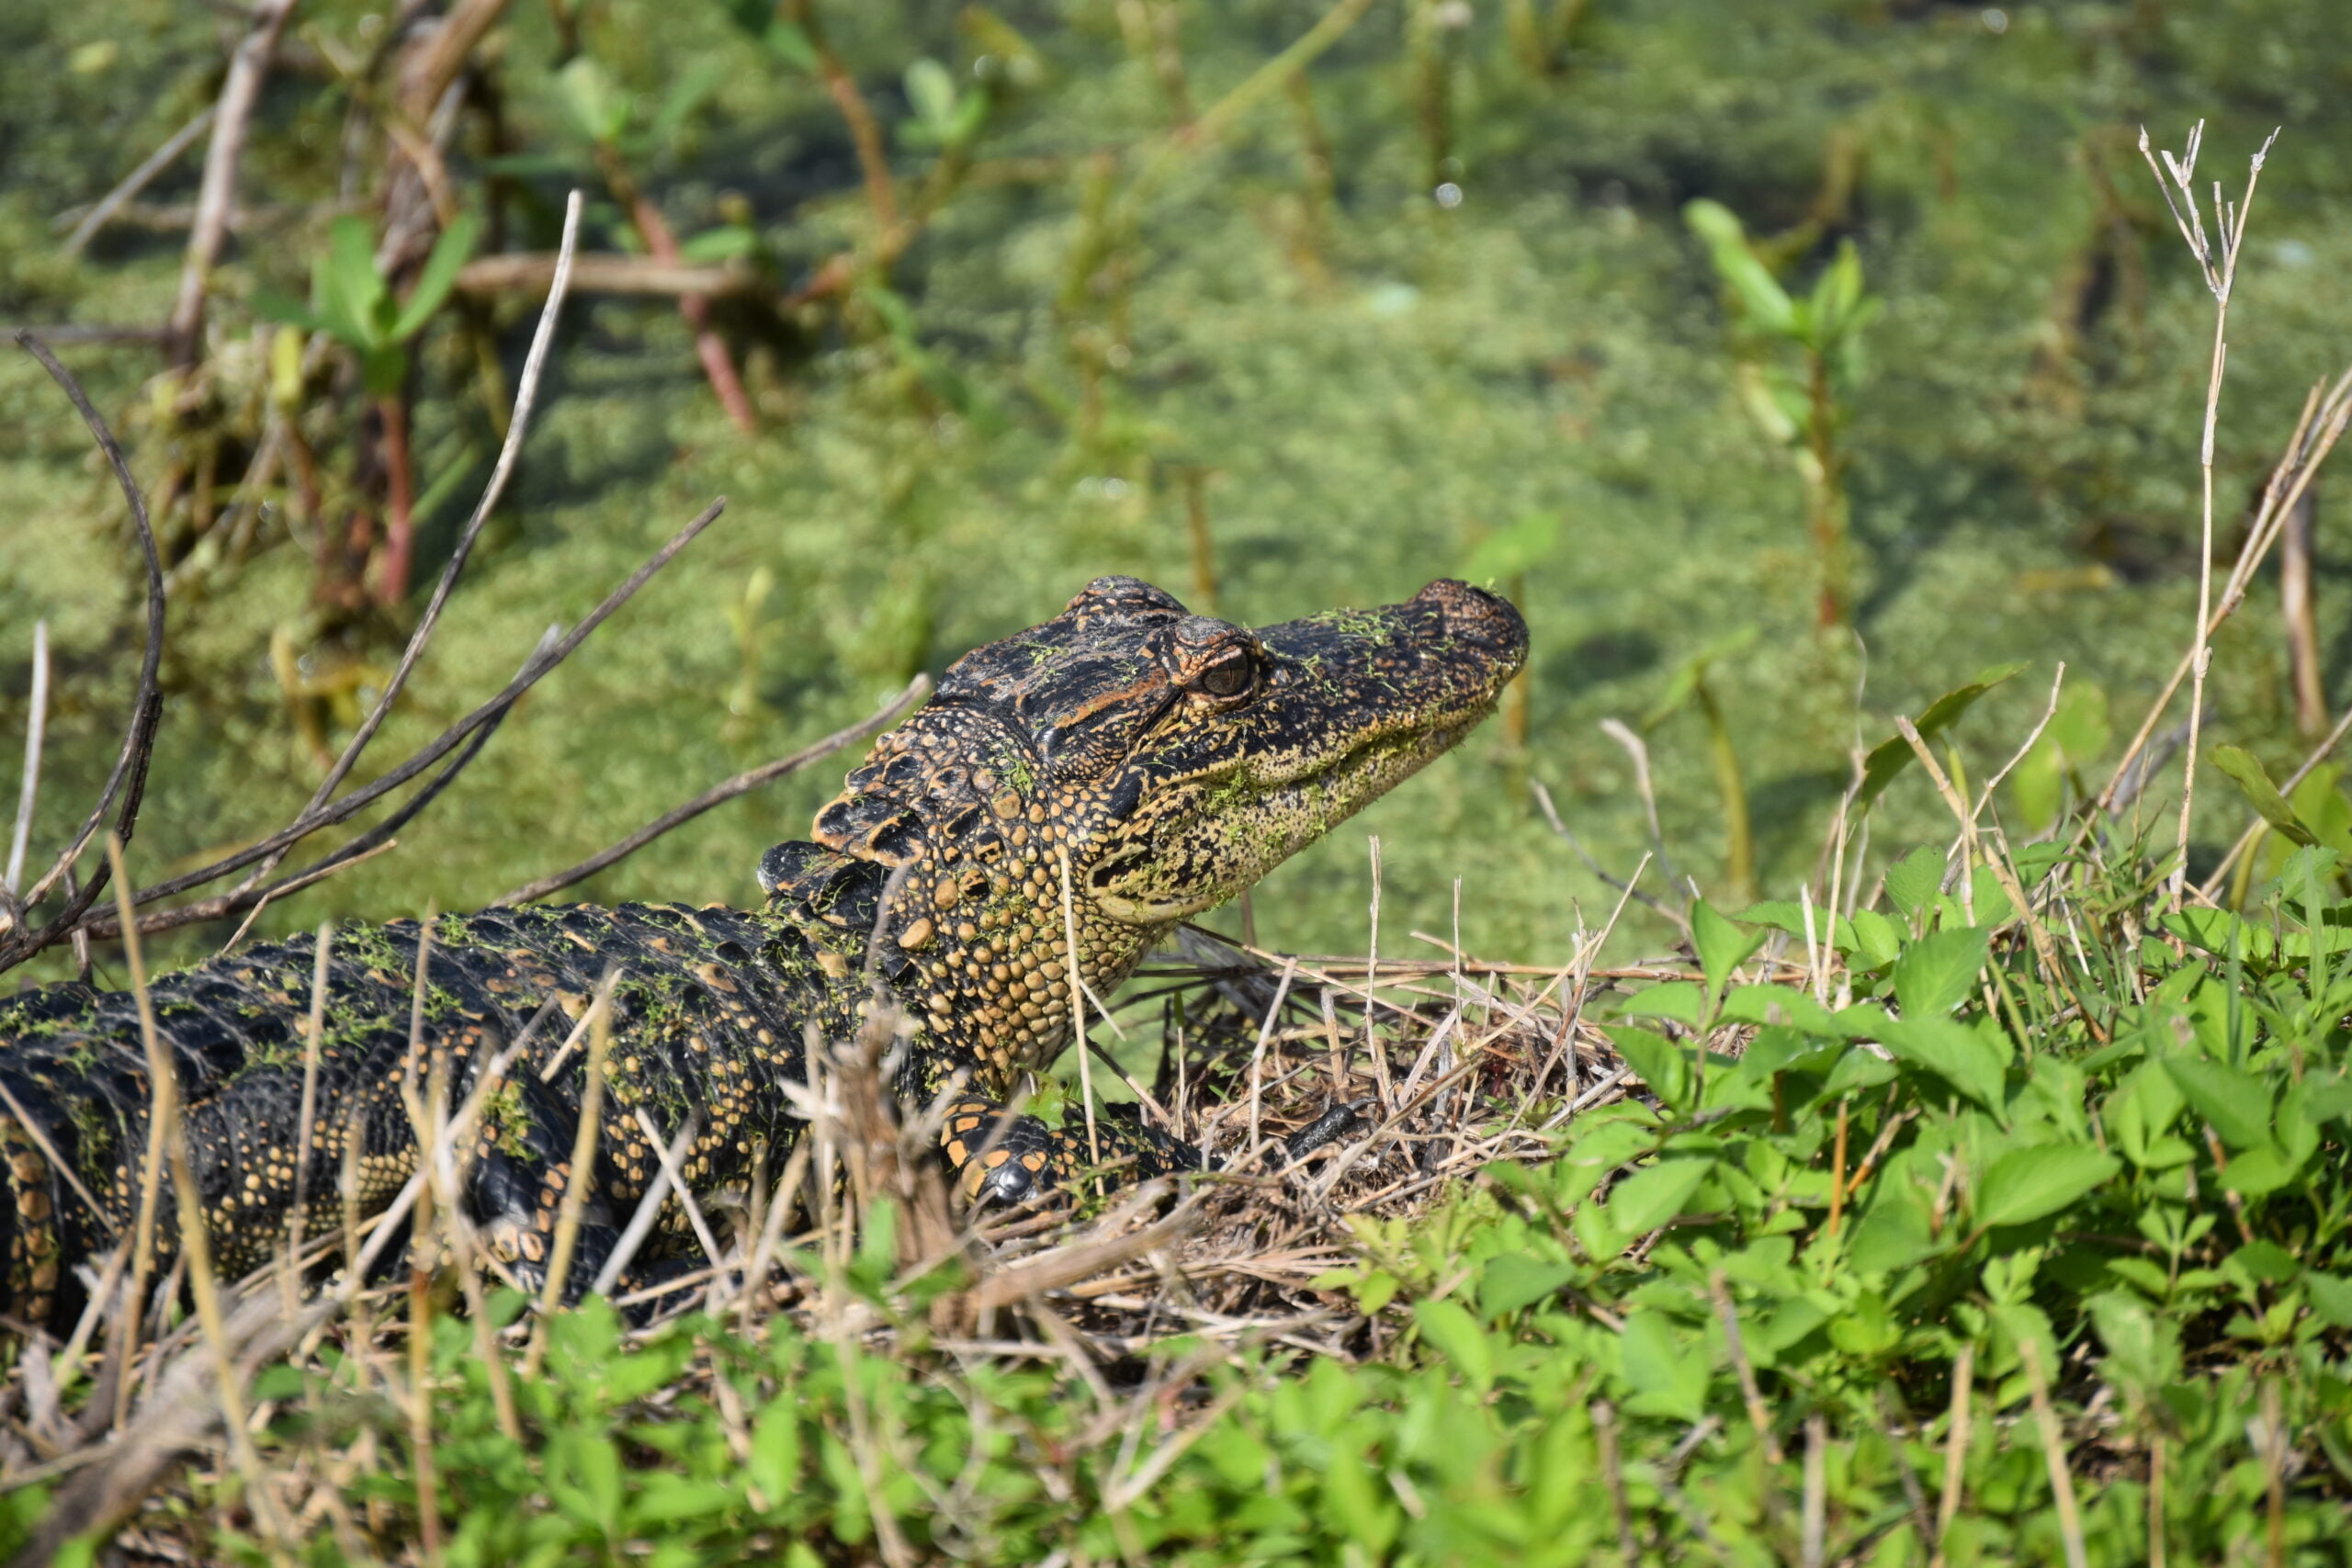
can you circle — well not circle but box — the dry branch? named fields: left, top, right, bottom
left=456, top=252, right=767, bottom=299
left=164, top=0, right=301, bottom=367
left=1, top=336, right=167, bottom=969
left=60, top=107, right=217, bottom=260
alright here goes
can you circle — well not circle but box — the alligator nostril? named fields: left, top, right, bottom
left=1415, top=579, right=1529, bottom=658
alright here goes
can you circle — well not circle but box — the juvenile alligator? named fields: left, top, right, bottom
left=0, top=577, right=1525, bottom=1336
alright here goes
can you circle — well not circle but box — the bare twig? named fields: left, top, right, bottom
left=2135, top=124, right=2277, bottom=907
left=107, top=835, right=290, bottom=1551
left=594, top=148, right=758, bottom=434
left=629, top=1106, right=726, bottom=1273
left=165, top=0, right=302, bottom=367
left=1930, top=1344, right=1973, bottom=1568
left=2, top=623, right=48, bottom=923
left=82, top=626, right=548, bottom=942
left=455, top=251, right=765, bottom=299
left=588, top=1115, right=699, bottom=1299
left=2018, top=1337, right=2089, bottom=1568
left=786, top=0, right=899, bottom=234
left=19, top=499, right=728, bottom=962
left=1802, top=1411, right=1827, bottom=1568
left=3, top=336, right=167, bottom=964
left=2280, top=489, right=2325, bottom=735
left=1711, top=1269, right=1783, bottom=1465
left=1592, top=1399, right=1638, bottom=1567
left=2092, top=368, right=2351, bottom=828
left=288, top=192, right=585, bottom=840
left=62, top=106, right=217, bottom=259
left=527, top=976, right=616, bottom=1373
left=1131, top=0, right=1377, bottom=197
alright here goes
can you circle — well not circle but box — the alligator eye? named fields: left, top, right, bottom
left=1196, top=654, right=1253, bottom=699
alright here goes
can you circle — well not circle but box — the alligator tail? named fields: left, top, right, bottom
left=0, top=1084, right=74, bottom=1337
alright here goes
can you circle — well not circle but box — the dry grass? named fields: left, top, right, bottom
left=0, top=898, right=1679, bottom=1562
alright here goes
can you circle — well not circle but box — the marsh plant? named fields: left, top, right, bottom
left=1685, top=199, right=1882, bottom=631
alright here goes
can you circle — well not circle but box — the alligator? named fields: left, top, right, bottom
left=0, top=576, right=1526, bottom=1337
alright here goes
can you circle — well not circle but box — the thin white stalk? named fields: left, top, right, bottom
left=5, top=622, right=49, bottom=906
left=2137, top=124, right=2277, bottom=907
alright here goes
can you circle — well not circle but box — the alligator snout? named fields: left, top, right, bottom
left=1412, top=578, right=1530, bottom=665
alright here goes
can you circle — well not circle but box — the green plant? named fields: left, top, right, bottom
left=1684, top=198, right=1882, bottom=629
left=256, top=212, right=479, bottom=606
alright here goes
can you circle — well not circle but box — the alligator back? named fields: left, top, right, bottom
left=0, top=903, right=832, bottom=1336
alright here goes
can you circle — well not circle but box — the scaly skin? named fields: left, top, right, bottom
left=0, top=577, right=1526, bottom=1336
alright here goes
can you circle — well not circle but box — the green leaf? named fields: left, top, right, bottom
left=1974, top=1145, right=2119, bottom=1229
left=1805, top=240, right=1868, bottom=342
left=1480, top=1254, right=1577, bottom=1318
left=1879, top=1016, right=2007, bottom=1111
left=2209, top=744, right=2317, bottom=847
left=2289, top=765, right=2352, bottom=859
left=1691, top=898, right=1766, bottom=999
left=1606, top=1158, right=1712, bottom=1236
left=2307, top=1272, right=2352, bottom=1329
left=1736, top=899, right=1856, bottom=953
left=2164, top=1055, right=2273, bottom=1150
left=2159, top=907, right=2276, bottom=965
left=1883, top=844, right=1945, bottom=921
left=650, top=60, right=724, bottom=145
left=312, top=216, right=381, bottom=349
left=1720, top=984, right=1840, bottom=1036
left=1682, top=199, right=1795, bottom=335
left=389, top=212, right=479, bottom=343
left=559, top=56, right=631, bottom=144
left=1856, top=662, right=2030, bottom=810
left=329, top=214, right=386, bottom=321
left=1967, top=863, right=2016, bottom=925
left=2217, top=1145, right=2295, bottom=1198
left=1849, top=1188, right=1940, bottom=1274
left=1413, top=1299, right=1495, bottom=1393
left=2087, top=1291, right=2180, bottom=1393
left=1618, top=981, right=1703, bottom=1024
left=2017, top=679, right=2114, bottom=829
left=847, top=1195, right=898, bottom=1301
left=633, top=1474, right=738, bottom=1524
left=904, top=58, right=959, bottom=133
left=2268, top=845, right=2341, bottom=900
left=1325, top=1443, right=1400, bottom=1552
left=1681, top=197, right=1746, bottom=250
left=2107, top=1063, right=2190, bottom=1169
left=716, top=0, right=820, bottom=71
left=1737, top=1025, right=1845, bottom=1079
left=944, top=89, right=990, bottom=146
left=1848, top=908, right=1904, bottom=968
left=1608, top=1026, right=1691, bottom=1115
left=1893, top=925, right=1990, bottom=1019
left=680, top=226, right=759, bottom=263
left=1826, top=1291, right=1901, bottom=1358
left=2232, top=1240, right=2301, bottom=1282
left=1617, top=1309, right=1708, bottom=1421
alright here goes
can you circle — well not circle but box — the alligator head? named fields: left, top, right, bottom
left=762, top=577, right=1527, bottom=1084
